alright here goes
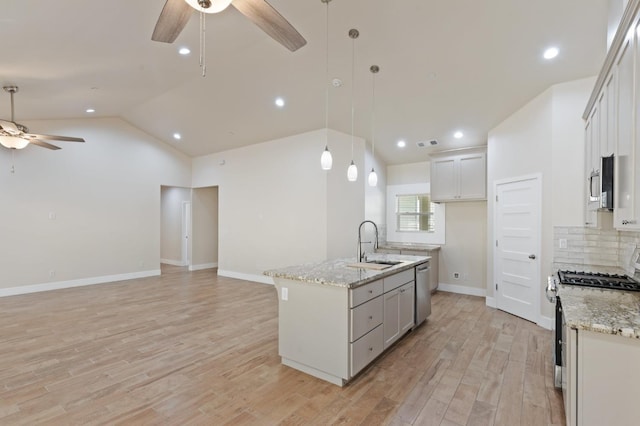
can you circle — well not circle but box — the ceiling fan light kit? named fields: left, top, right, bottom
left=0, top=85, right=85, bottom=151
left=184, top=0, right=232, bottom=13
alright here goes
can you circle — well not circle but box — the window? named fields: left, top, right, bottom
left=396, top=194, right=435, bottom=232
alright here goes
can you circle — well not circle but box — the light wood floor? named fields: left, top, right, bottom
left=0, top=265, right=564, bottom=425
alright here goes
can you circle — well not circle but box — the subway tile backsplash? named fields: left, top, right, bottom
left=554, top=226, right=640, bottom=275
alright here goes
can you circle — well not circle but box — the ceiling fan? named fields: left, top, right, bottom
left=0, top=86, right=85, bottom=151
left=151, top=0, right=306, bottom=51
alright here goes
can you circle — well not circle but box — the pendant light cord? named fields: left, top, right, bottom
left=324, top=1, right=330, bottom=143
left=371, top=70, right=376, bottom=159
left=350, top=33, right=355, bottom=160
left=200, top=11, right=206, bottom=77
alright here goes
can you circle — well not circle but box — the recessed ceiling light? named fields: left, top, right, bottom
left=454, top=131, right=463, bottom=139
left=179, top=47, right=191, bottom=55
left=85, top=108, right=95, bottom=113
left=173, top=133, right=182, bottom=140
left=275, top=97, right=285, bottom=108
left=397, top=140, right=406, bottom=148
left=543, top=47, right=559, bottom=60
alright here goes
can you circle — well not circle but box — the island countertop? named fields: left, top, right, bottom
left=559, top=284, right=640, bottom=339
left=263, top=254, right=430, bottom=289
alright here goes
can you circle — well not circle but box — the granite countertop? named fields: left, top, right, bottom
left=560, top=284, right=640, bottom=338
left=263, top=254, right=430, bottom=289
left=377, top=242, right=441, bottom=251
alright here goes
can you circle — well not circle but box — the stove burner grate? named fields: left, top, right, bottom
left=558, top=270, right=640, bottom=291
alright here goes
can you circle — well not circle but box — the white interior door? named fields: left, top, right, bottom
left=494, top=175, right=541, bottom=323
left=182, top=201, right=191, bottom=266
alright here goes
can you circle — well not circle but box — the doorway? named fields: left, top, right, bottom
left=494, top=174, right=541, bottom=323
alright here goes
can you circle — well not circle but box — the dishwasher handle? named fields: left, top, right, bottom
left=417, top=265, right=430, bottom=273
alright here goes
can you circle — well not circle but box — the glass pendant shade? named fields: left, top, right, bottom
left=321, top=146, right=333, bottom=170
left=0, top=135, right=29, bottom=149
left=347, top=160, right=358, bottom=181
left=185, top=0, right=232, bottom=13
left=368, top=168, right=378, bottom=187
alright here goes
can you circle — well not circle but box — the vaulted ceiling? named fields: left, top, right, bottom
left=0, top=0, right=609, bottom=165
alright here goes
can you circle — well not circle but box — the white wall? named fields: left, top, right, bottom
left=0, top=117, right=192, bottom=293
left=487, top=77, right=595, bottom=320
left=191, top=186, right=218, bottom=270
left=192, top=128, right=377, bottom=282
left=160, top=186, right=191, bottom=265
left=385, top=161, right=487, bottom=293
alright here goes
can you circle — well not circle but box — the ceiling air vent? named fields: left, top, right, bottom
left=416, top=140, right=437, bottom=148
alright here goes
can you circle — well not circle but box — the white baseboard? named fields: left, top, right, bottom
left=438, top=282, right=486, bottom=297
left=485, top=296, right=497, bottom=308
left=161, top=259, right=185, bottom=266
left=0, top=270, right=161, bottom=298
left=189, top=262, right=218, bottom=271
left=217, top=269, right=274, bottom=285
left=537, top=315, right=554, bottom=330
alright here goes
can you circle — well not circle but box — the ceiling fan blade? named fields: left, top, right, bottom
left=232, top=0, right=306, bottom=52
left=29, top=140, right=61, bottom=150
left=27, top=133, right=85, bottom=142
left=152, top=0, right=193, bottom=43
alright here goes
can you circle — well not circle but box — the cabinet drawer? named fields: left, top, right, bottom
left=350, top=279, right=383, bottom=307
left=383, top=269, right=414, bottom=293
left=350, top=325, right=383, bottom=377
left=350, top=295, right=383, bottom=342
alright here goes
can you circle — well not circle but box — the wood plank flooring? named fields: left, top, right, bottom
left=0, top=265, right=565, bottom=425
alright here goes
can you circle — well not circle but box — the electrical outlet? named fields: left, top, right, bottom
left=453, top=272, right=460, bottom=280
left=49, top=270, right=55, bottom=278
left=282, top=287, right=288, bottom=301
left=48, top=212, right=56, bottom=220
left=559, top=238, right=567, bottom=249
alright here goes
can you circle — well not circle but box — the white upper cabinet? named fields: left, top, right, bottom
left=584, top=0, right=640, bottom=231
left=430, top=147, right=487, bottom=202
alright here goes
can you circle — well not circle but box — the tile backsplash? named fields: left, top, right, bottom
left=554, top=226, right=640, bottom=275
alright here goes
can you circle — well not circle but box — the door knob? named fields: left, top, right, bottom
left=529, top=254, right=536, bottom=259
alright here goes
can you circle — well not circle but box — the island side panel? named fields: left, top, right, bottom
left=274, top=278, right=350, bottom=384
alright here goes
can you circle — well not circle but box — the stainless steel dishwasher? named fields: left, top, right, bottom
left=415, top=263, right=431, bottom=327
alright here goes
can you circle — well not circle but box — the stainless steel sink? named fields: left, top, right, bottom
left=366, top=260, right=402, bottom=266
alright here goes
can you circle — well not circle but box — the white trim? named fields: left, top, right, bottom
left=161, top=258, right=185, bottom=266
left=0, top=270, right=161, bottom=298
left=189, top=262, right=218, bottom=271
left=485, top=296, right=497, bottom=308
left=438, top=282, right=486, bottom=297
left=217, top=269, right=274, bottom=285
left=537, top=315, right=554, bottom=330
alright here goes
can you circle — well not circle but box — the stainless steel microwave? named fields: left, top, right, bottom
left=589, top=155, right=614, bottom=210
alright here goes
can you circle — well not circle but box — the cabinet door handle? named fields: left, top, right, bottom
left=622, top=219, right=637, bottom=225
left=368, top=315, right=373, bottom=320
left=369, top=347, right=373, bottom=351
left=368, top=290, right=373, bottom=294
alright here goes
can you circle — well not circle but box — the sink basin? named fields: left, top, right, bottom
left=346, top=259, right=403, bottom=270
left=366, top=260, right=402, bottom=266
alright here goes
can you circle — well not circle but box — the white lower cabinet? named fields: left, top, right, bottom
left=564, top=328, right=640, bottom=426
left=350, top=325, right=383, bottom=376
left=383, top=281, right=415, bottom=348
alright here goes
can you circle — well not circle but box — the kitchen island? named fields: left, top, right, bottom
left=264, top=254, right=429, bottom=386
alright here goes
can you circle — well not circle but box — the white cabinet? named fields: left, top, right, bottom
left=615, top=35, right=640, bottom=229
left=565, top=328, right=640, bottom=426
left=383, top=273, right=415, bottom=349
left=430, top=147, right=486, bottom=202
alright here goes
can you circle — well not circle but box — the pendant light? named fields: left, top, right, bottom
left=320, top=0, right=333, bottom=170
left=368, top=65, right=379, bottom=187
left=347, top=29, right=359, bottom=182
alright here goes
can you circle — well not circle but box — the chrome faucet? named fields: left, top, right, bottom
left=357, top=220, right=379, bottom=262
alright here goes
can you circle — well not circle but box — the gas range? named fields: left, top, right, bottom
left=557, top=270, right=640, bottom=291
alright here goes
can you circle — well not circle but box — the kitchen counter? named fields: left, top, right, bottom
left=559, top=284, right=640, bottom=338
left=263, top=253, right=429, bottom=289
